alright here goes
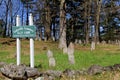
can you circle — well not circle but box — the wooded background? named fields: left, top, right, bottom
left=0, top=0, right=120, bottom=47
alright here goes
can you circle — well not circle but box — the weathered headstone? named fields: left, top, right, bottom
left=38, top=37, right=41, bottom=41
left=108, top=40, right=111, bottom=44
left=68, top=54, right=75, bottom=64
left=47, top=50, right=53, bottom=58
left=78, top=40, right=82, bottom=44
left=49, top=57, right=56, bottom=67
left=67, top=42, right=75, bottom=64
left=52, top=37, right=55, bottom=41
left=67, top=42, right=74, bottom=55
left=101, top=40, right=106, bottom=45
left=46, top=50, right=56, bottom=67
left=118, top=40, right=120, bottom=49
left=63, top=46, right=68, bottom=54
left=75, top=39, right=78, bottom=44
left=44, top=37, right=47, bottom=42
left=97, top=42, right=100, bottom=45
left=91, top=41, right=95, bottom=51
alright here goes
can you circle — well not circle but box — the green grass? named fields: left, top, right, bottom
left=1, top=39, right=120, bottom=79
left=0, top=39, right=120, bottom=71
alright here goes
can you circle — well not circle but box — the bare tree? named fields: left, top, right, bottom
left=3, top=0, right=10, bottom=37
left=0, top=0, right=3, bottom=5
left=9, top=0, right=20, bottom=37
left=0, top=0, right=20, bottom=37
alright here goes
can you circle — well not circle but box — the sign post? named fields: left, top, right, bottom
left=12, top=14, right=36, bottom=67
left=29, top=13, right=34, bottom=68
left=16, top=15, right=21, bottom=65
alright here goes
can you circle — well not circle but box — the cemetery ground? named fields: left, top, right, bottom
left=1, top=38, right=120, bottom=79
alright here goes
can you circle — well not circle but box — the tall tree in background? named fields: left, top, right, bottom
left=102, top=0, right=120, bottom=41
left=3, top=0, right=11, bottom=37
left=59, top=0, right=67, bottom=49
left=0, top=0, right=119, bottom=41
left=0, top=0, right=20, bottom=37
left=21, top=0, right=33, bottom=25
left=0, top=0, right=3, bottom=5
left=0, top=19, right=4, bottom=37
left=9, top=0, right=20, bottom=37
left=94, top=0, right=102, bottom=43
left=44, top=0, right=51, bottom=40
left=84, top=0, right=92, bottom=44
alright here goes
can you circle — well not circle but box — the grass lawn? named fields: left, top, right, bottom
left=0, top=38, right=120, bottom=79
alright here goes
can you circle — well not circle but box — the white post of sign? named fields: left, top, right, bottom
left=16, top=15, right=21, bottom=65
left=29, top=13, right=34, bottom=68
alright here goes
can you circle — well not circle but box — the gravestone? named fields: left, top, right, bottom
left=108, top=40, right=111, bottom=44
left=49, top=57, right=56, bottom=67
left=63, top=46, right=68, bottom=54
left=67, top=42, right=74, bottom=55
left=118, top=40, right=120, bottom=49
left=44, top=37, right=47, bottom=42
left=75, top=39, right=78, bottom=44
left=47, top=50, right=53, bottom=58
left=91, top=41, right=95, bottom=51
left=78, top=40, right=82, bottom=44
left=101, top=40, right=106, bottom=45
left=46, top=50, right=56, bottom=67
left=115, top=40, right=118, bottom=45
left=52, top=37, right=55, bottom=41
left=68, top=54, right=75, bottom=64
left=67, top=42, right=75, bottom=64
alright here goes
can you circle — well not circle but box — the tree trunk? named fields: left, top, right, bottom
left=84, top=1, right=90, bottom=44
left=59, top=0, right=67, bottom=49
left=94, top=0, right=102, bottom=43
left=3, top=8, right=8, bottom=37
left=44, top=3, right=51, bottom=40
left=22, top=4, right=24, bottom=25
